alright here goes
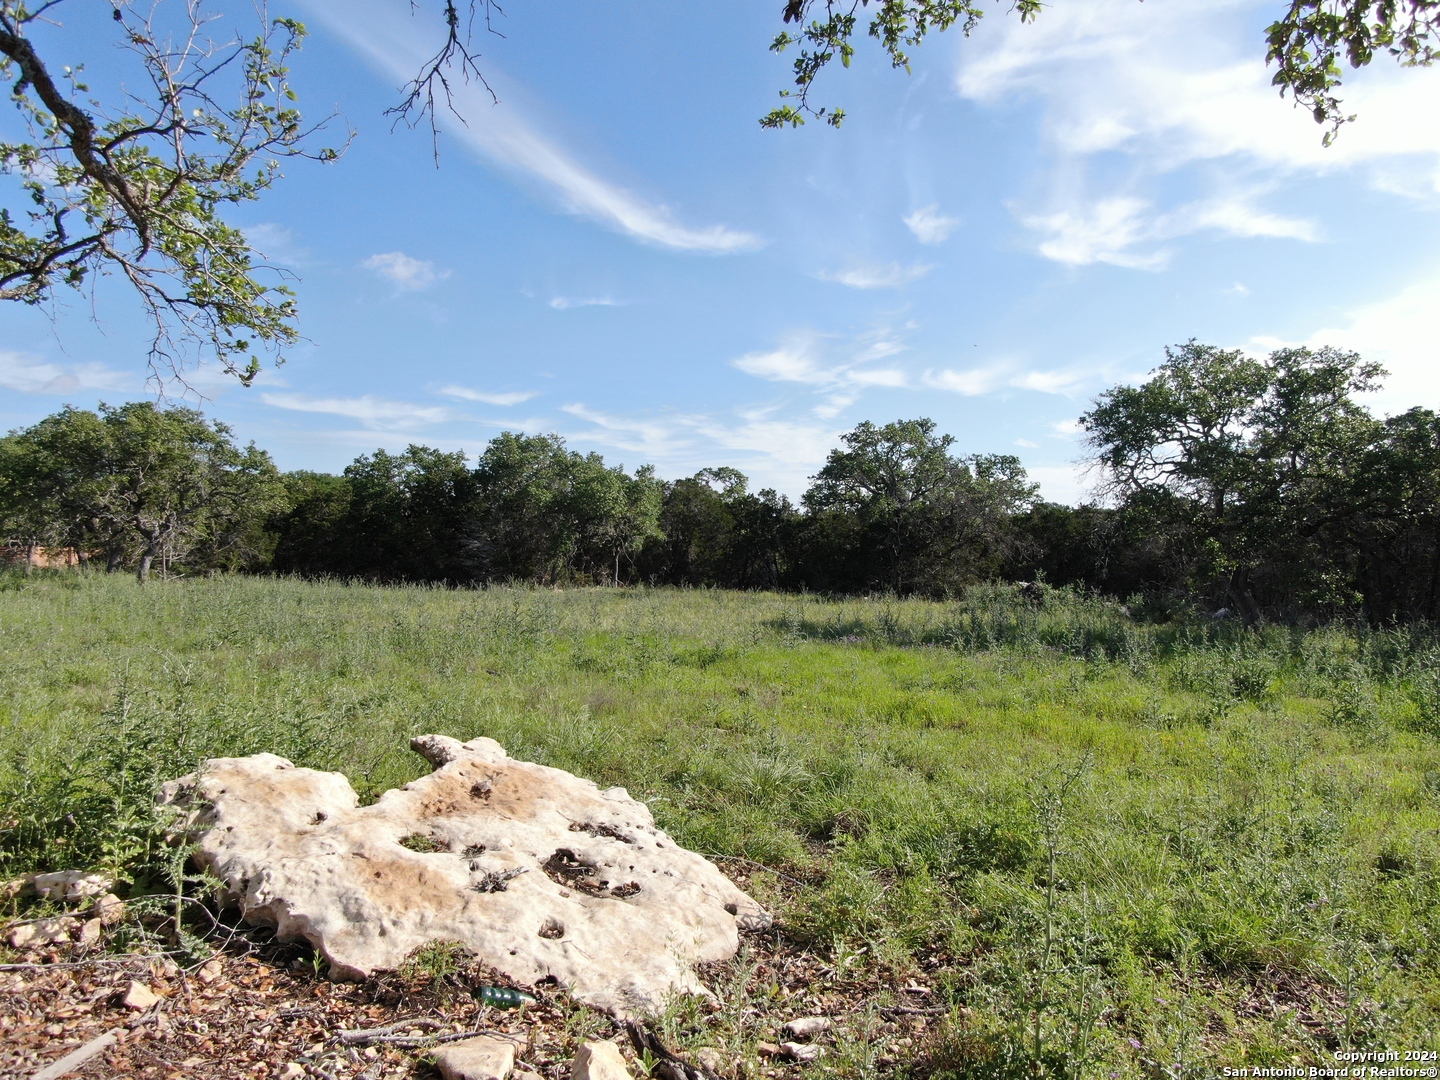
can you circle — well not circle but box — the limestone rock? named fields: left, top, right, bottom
left=6, top=915, right=74, bottom=949
left=32, top=870, right=114, bottom=902
left=571, top=1040, right=632, bottom=1080
left=76, top=917, right=102, bottom=946
left=779, top=1042, right=822, bottom=1063
left=432, top=1034, right=518, bottom=1080
left=93, top=893, right=126, bottom=926
left=160, top=734, right=771, bottom=1016
left=783, top=1016, right=831, bottom=1039
left=121, top=981, right=160, bottom=1011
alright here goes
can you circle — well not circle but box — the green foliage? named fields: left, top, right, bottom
left=0, top=402, right=282, bottom=579
left=0, top=2, right=344, bottom=383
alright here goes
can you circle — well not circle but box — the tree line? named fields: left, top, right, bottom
left=4, top=342, right=1439, bottom=623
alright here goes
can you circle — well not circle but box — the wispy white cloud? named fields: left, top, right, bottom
left=924, top=361, right=1091, bottom=397
left=0, top=350, right=135, bottom=395
left=308, top=0, right=761, bottom=253
left=904, top=205, right=961, bottom=244
left=1023, top=197, right=1167, bottom=269
left=1022, top=193, right=1317, bottom=269
left=732, top=331, right=911, bottom=403
left=1014, top=438, right=1040, bottom=448
left=362, top=251, right=449, bottom=291
left=549, top=296, right=618, bottom=310
left=242, top=222, right=310, bottom=266
left=439, top=386, right=538, bottom=406
left=819, top=261, right=935, bottom=289
left=261, top=392, right=452, bottom=430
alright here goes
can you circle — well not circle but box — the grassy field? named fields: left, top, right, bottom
left=2, top=573, right=1439, bottom=1076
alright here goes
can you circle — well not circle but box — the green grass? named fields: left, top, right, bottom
left=2, top=572, right=1439, bottom=1074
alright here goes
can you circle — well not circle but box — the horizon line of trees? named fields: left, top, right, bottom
left=4, top=342, right=1440, bottom=624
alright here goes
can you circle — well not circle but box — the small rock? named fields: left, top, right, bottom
left=432, top=1034, right=518, bottom=1080
left=76, top=918, right=102, bottom=946
left=121, top=980, right=161, bottom=1011
left=779, top=1042, right=822, bottom=1063
left=93, top=893, right=126, bottom=927
left=782, top=1016, right=831, bottom=1040
left=196, top=959, right=223, bottom=985
left=277, top=1064, right=305, bottom=1080
left=571, top=1040, right=631, bottom=1080
left=694, top=1048, right=729, bottom=1076
left=6, top=916, right=73, bottom=949
left=755, top=1042, right=782, bottom=1058
left=32, top=870, right=114, bottom=902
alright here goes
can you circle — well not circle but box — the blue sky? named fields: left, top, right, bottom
left=4, top=0, right=1439, bottom=502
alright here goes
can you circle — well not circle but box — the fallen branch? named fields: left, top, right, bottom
left=30, top=1028, right=120, bottom=1080
left=336, top=1018, right=512, bottom=1049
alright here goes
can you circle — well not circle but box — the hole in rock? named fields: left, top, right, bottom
left=311, top=811, right=327, bottom=825
left=543, top=849, right=641, bottom=898
left=724, top=903, right=738, bottom=915
left=568, top=821, right=634, bottom=844
left=398, top=833, right=447, bottom=854
left=462, top=844, right=487, bottom=859
left=538, top=918, right=564, bottom=939
left=470, top=779, right=493, bottom=800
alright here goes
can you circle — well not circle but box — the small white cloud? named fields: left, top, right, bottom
left=1023, top=197, right=1169, bottom=270
left=1024, top=193, right=1316, bottom=269
left=819, top=262, right=935, bottom=289
left=243, top=222, right=309, bottom=265
left=924, top=366, right=1008, bottom=396
left=846, top=368, right=909, bottom=388
left=261, top=392, right=451, bottom=430
left=732, top=331, right=911, bottom=394
left=1178, top=199, right=1318, bottom=241
left=439, top=386, right=539, bottom=406
left=0, top=350, right=134, bottom=395
left=1051, top=419, right=1084, bottom=438
left=549, top=296, right=618, bottom=310
left=362, top=252, right=449, bottom=291
left=733, top=340, right=829, bottom=384
left=926, top=361, right=1095, bottom=398
left=1014, top=438, right=1040, bottom=448
left=904, top=205, right=961, bottom=244
left=1226, top=281, right=1251, bottom=296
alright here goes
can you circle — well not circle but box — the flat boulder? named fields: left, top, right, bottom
left=159, top=734, right=770, bottom=1016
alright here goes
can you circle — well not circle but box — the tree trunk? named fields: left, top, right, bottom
left=24, top=541, right=36, bottom=575
left=137, top=548, right=156, bottom=583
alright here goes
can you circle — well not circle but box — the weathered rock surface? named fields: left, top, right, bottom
left=571, top=1040, right=632, bottom=1080
left=160, top=734, right=771, bottom=1016
left=782, top=1016, right=831, bottom=1039
left=432, top=1034, right=519, bottom=1080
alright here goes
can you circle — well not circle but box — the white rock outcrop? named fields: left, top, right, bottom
left=160, top=734, right=770, bottom=1016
